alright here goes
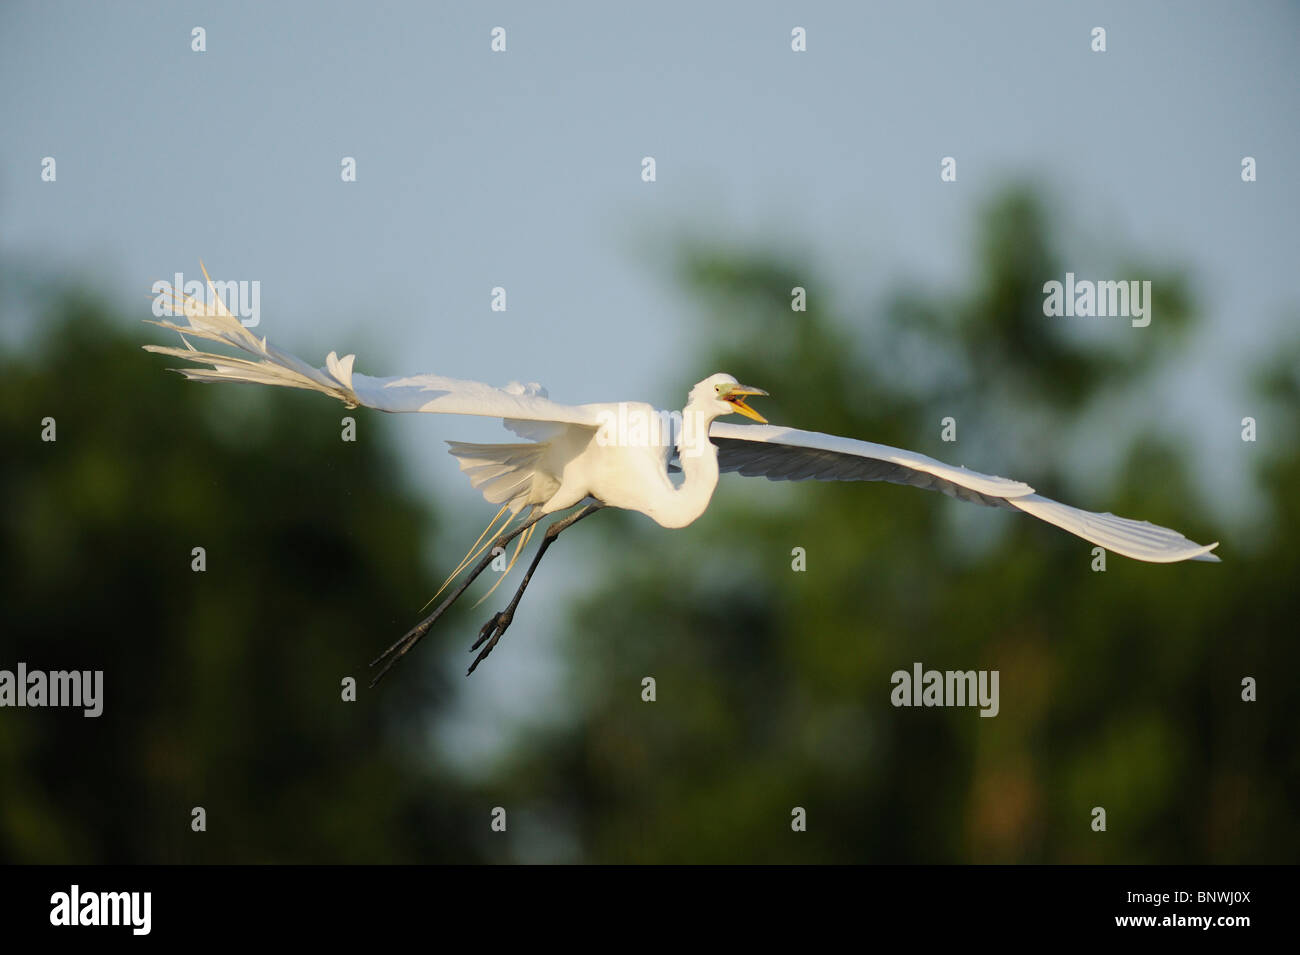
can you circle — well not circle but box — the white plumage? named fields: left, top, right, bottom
left=145, top=269, right=1219, bottom=677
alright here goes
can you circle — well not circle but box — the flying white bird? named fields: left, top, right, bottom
left=145, top=270, right=1220, bottom=681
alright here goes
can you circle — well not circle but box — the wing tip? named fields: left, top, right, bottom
left=1191, top=542, right=1221, bottom=563
left=1143, top=539, right=1220, bottom=563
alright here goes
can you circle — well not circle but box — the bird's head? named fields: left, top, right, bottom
left=690, top=373, right=769, bottom=423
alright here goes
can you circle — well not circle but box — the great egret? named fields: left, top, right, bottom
left=145, top=270, right=1219, bottom=681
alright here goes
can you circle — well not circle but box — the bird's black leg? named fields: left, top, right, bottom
left=467, top=502, right=605, bottom=675
left=368, top=509, right=548, bottom=686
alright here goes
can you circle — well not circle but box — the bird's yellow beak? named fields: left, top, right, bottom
left=721, top=384, right=769, bottom=423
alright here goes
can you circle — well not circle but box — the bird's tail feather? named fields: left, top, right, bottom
left=427, top=439, right=560, bottom=611
left=420, top=504, right=540, bottom=614
left=421, top=504, right=516, bottom=611
left=471, top=521, right=538, bottom=608
left=142, top=264, right=362, bottom=408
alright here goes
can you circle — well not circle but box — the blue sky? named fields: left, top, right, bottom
left=3, top=0, right=1296, bottom=761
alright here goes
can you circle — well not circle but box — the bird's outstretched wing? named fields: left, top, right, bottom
left=707, top=422, right=1220, bottom=563
left=143, top=269, right=602, bottom=429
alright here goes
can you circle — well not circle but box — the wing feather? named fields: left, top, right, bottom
left=709, top=423, right=1033, bottom=506
left=707, top=422, right=1219, bottom=563
left=144, top=269, right=601, bottom=428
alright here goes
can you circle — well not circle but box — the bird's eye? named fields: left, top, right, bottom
left=715, top=384, right=723, bottom=393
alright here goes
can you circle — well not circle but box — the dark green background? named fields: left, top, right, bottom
left=2, top=187, right=1295, bottom=863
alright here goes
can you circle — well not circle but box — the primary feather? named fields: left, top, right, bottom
left=146, top=268, right=1219, bottom=564
left=706, top=423, right=1219, bottom=563
left=143, top=266, right=602, bottom=427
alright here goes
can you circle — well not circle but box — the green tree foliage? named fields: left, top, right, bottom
left=1, top=187, right=1295, bottom=864
left=490, top=187, right=1299, bottom=863
left=0, top=293, right=482, bottom=862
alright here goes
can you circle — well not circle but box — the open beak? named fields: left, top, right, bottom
left=722, top=384, right=769, bottom=423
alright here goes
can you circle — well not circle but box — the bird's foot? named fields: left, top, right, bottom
left=467, top=609, right=514, bottom=675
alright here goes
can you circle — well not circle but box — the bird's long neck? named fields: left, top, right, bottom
left=646, top=406, right=720, bottom=529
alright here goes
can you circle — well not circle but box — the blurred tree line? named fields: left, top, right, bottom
left=1, top=185, right=1296, bottom=863
left=0, top=288, right=484, bottom=862
left=492, top=187, right=1300, bottom=864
